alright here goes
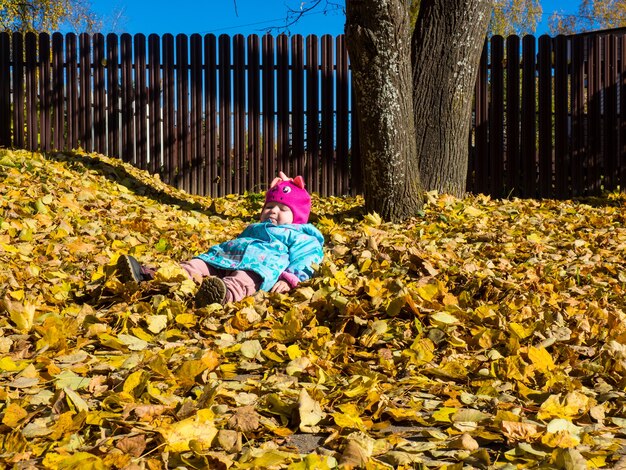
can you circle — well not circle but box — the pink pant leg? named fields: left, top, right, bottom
left=223, top=270, right=262, bottom=303
left=180, top=259, right=261, bottom=302
left=180, top=258, right=214, bottom=281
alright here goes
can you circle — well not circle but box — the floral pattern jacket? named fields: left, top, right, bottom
left=196, top=221, right=324, bottom=291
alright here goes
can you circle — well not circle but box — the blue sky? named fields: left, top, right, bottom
left=88, top=0, right=576, bottom=37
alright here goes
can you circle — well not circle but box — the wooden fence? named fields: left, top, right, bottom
left=470, top=31, right=626, bottom=199
left=0, top=31, right=355, bottom=197
left=1, top=31, right=626, bottom=199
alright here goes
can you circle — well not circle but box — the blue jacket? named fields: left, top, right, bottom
left=196, top=222, right=324, bottom=291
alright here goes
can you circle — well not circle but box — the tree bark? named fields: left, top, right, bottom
left=412, top=0, right=492, bottom=196
left=345, top=0, right=423, bottom=222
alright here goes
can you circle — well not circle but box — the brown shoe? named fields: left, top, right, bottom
left=116, top=255, right=145, bottom=283
left=194, top=277, right=227, bottom=307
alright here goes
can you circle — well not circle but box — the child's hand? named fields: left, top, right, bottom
left=270, top=280, right=290, bottom=293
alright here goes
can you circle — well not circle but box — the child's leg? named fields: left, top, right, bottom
left=222, top=270, right=262, bottom=303
left=194, top=269, right=262, bottom=307
left=117, top=255, right=156, bottom=282
left=180, top=258, right=223, bottom=282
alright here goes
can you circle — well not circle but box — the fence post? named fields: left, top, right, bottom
left=38, top=33, right=51, bottom=152
left=148, top=34, right=162, bottom=175
left=93, top=33, right=107, bottom=155
left=292, top=35, right=306, bottom=180
left=52, top=32, right=65, bottom=151
left=505, top=35, right=520, bottom=197
left=521, top=35, right=536, bottom=198
left=321, top=35, right=334, bottom=197
left=306, top=35, right=320, bottom=194
left=473, top=39, right=489, bottom=195
left=0, top=32, right=11, bottom=148
left=190, top=33, right=204, bottom=194
left=553, top=35, right=568, bottom=198
left=233, top=34, right=246, bottom=194
left=587, top=36, right=602, bottom=195
left=134, top=34, right=147, bottom=171
left=107, top=33, right=120, bottom=159
left=604, top=35, right=618, bottom=191
left=247, top=35, right=261, bottom=192
left=204, top=34, right=218, bottom=195
left=262, top=34, right=276, bottom=190
left=489, top=35, right=504, bottom=198
left=218, top=34, right=232, bottom=196
left=336, top=34, right=350, bottom=195
left=620, top=36, right=626, bottom=190
left=537, top=35, right=553, bottom=198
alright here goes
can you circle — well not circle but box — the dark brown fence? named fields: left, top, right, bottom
left=0, top=31, right=356, bottom=197
left=1, top=31, right=626, bottom=199
left=470, top=31, right=626, bottom=199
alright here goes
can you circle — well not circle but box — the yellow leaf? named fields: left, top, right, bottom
left=3, top=298, right=36, bottom=332
left=405, top=338, right=434, bottom=365
left=509, top=322, right=535, bottom=339
left=364, top=212, right=382, bottom=226
left=290, top=454, right=335, bottom=470
left=175, top=313, right=196, bottom=328
left=261, top=349, right=284, bottom=362
left=0, top=357, right=20, bottom=372
left=463, top=206, right=483, bottom=217
left=117, top=334, right=148, bottom=351
left=123, top=370, right=149, bottom=397
left=416, top=283, right=439, bottom=301
left=50, top=411, right=81, bottom=440
left=332, top=403, right=366, bottom=430
left=64, top=387, right=90, bottom=412
left=432, top=407, right=457, bottom=423
left=385, top=407, right=420, bottom=421
left=496, top=355, right=527, bottom=381
left=427, top=361, right=468, bottom=380
left=42, top=452, right=106, bottom=470
left=537, top=392, right=591, bottom=421
left=344, top=376, right=377, bottom=398
left=241, top=450, right=291, bottom=468
left=153, top=262, right=190, bottom=282
left=366, top=278, right=386, bottom=298
left=298, top=389, right=326, bottom=432
left=176, top=360, right=209, bottom=386
left=430, top=311, right=460, bottom=326
left=541, top=419, right=582, bottom=448
left=240, top=340, right=263, bottom=359
left=146, top=315, right=168, bottom=334
left=286, top=344, right=302, bottom=360
left=161, top=415, right=218, bottom=452
left=2, top=403, right=27, bottom=427
left=452, top=408, right=491, bottom=423
left=9, top=290, right=24, bottom=301
left=586, top=455, right=607, bottom=468
left=527, top=346, right=556, bottom=372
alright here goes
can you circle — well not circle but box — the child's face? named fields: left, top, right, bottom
left=260, top=202, right=294, bottom=225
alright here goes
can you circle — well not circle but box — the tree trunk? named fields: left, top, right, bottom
left=345, top=0, right=423, bottom=222
left=412, top=0, right=492, bottom=196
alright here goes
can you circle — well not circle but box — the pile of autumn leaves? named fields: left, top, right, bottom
left=1, top=149, right=626, bottom=469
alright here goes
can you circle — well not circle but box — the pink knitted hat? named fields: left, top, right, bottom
left=264, top=171, right=311, bottom=224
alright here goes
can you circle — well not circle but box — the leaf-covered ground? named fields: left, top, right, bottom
left=1, top=149, right=626, bottom=469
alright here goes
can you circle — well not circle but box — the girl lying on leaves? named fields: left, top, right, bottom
left=116, top=171, right=325, bottom=308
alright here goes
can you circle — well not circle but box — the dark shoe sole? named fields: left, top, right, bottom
left=194, top=277, right=227, bottom=307
left=116, top=255, right=144, bottom=283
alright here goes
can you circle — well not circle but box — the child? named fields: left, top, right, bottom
left=116, top=172, right=325, bottom=307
